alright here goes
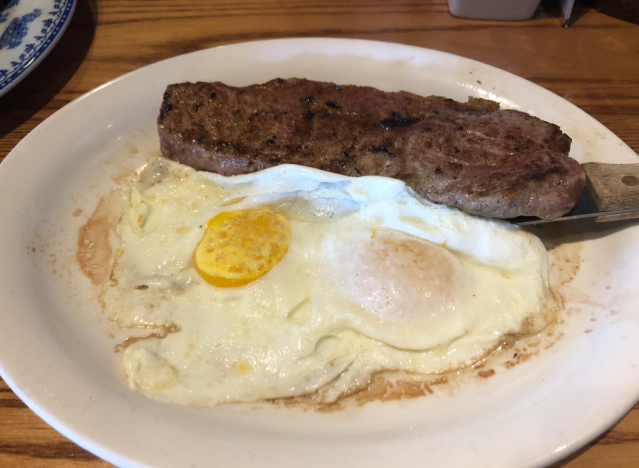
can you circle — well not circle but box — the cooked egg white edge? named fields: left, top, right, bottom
left=105, top=158, right=556, bottom=406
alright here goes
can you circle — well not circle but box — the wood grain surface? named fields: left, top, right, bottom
left=1, top=0, right=638, bottom=466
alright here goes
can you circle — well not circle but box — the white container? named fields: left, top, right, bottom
left=448, top=0, right=543, bottom=20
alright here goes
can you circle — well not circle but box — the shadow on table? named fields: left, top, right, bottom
left=0, top=0, right=98, bottom=141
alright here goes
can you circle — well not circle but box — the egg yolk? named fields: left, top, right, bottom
left=194, top=208, right=290, bottom=287
left=342, top=232, right=465, bottom=322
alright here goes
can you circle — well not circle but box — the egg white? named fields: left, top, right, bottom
left=105, top=157, right=556, bottom=406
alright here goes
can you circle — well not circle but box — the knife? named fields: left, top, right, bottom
left=509, top=163, right=639, bottom=226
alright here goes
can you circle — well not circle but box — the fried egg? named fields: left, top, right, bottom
left=104, top=157, right=556, bottom=406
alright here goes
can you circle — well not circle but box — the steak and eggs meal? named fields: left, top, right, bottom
left=98, top=78, right=584, bottom=407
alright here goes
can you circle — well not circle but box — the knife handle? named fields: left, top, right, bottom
left=582, top=163, right=639, bottom=222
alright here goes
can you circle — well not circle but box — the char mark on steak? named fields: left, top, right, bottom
left=158, top=78, right=585, bottom=220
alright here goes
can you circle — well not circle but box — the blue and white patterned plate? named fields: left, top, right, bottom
left=0, top=0, right=75, bottom=97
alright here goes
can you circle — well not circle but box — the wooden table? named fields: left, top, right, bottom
left=1, top=0, right=638, bottom=466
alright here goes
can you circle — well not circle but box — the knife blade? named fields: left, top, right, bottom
left=508, top=162, right=639, bottom=226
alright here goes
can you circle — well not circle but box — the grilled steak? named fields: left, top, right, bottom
left=158, top=78, right=585, bottom=219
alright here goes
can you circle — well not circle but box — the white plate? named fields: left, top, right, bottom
left=0, top=0, right=76, bottom=97
left=1, top=38, right=639, bottom=468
